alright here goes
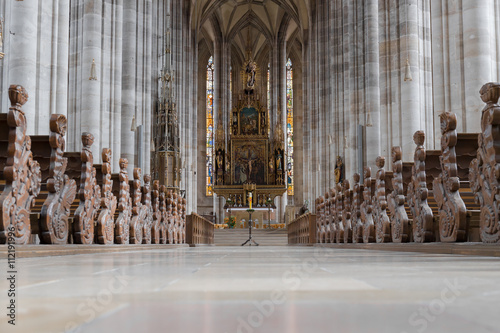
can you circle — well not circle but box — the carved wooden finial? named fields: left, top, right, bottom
left=8, top=84, right=28, bottom=108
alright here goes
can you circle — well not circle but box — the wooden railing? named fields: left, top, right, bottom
left=186, top=213, right=214, bottom=246
left=288, top=213, right=316, bottom=245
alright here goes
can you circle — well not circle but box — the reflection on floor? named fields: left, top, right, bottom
left=0, top=247, right=499, bottom=333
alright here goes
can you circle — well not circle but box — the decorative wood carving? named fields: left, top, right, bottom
left=315, top=198, right=321, bottom=243
left=152, top=180, right=161, bottom=244
left=96, top=149, right=117, bottom=244
left=342, top=180, right=353, bottom=243
left=329, top=188, right=337, bottom=243
left=361, top=167, right=375, bottom=243
left=335, top=183, right=344, bottom=243
left=114, top=158, right=131, bottom=244
left=318, top=196, right=325, bottom=243
left=324, top=191, right=330, bottom=243
left=470, top=82, right=500, bottom=243
left=73, top=133, right=101, bottom=244
left=373, top=157, right=391, bottom=243
left=433, top=112, right=467, bottom=242
left=40, top=114, right=77, bottom=244
left=141, top=174, right=153, bottom=244
left=159, top=185, right=167, bottom=244
left=0, top=85, right=41, bottom=244
left=351, top=173, right=364, bottom=244
left=181, top=197, right=187, bottom=243
left=407, top=131, right=434, bottom=242
left=167, top=190, right=174, bottom=243
left=130, top=168, right=145, bottom=244
left=388, top=147, right=410, bottom=242
left=172, top=191, right=179, bottom=244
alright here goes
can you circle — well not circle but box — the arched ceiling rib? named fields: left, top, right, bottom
left=192, top=0, right=308, bottom=60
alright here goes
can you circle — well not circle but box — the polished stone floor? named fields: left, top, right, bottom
left=1, top=247, right=499, bottom=333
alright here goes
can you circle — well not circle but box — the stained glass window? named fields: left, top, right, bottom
left=267, top=63, right=270, bottom=112
left=206, top=56, right=214, bottom=196
left=286, top=59, right=294, bottom=196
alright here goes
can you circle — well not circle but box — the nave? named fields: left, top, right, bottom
left=1, top=247, right=498, bottom=333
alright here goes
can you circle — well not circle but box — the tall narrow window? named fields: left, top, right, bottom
left=206, top=56, right=214, bottom=196
left=286, top=59, right=294, bottom=196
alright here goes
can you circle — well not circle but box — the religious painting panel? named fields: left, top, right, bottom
left=239, top=107, right=259, bottom=135
left=232, top=140, right=268, bottom=185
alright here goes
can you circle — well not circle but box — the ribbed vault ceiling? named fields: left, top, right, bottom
left=192, top=0, right=308, bottom=61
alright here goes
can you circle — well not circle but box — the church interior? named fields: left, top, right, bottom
left=0, top=0, right=500, bottom=332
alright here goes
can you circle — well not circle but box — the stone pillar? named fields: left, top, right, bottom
left=365, top=0, right=381, bottom=167
left=112, top=0, right=123, bottom=171
left=401, top=0, right=421, bottom=161
left=56, top=0, right=70, bottom=118
left=8, top=0, right=38, bottom=134
left=122, top=0, right=137, bottom=175
left=81, top=0, right=103, bottom=160
left=462, top=0, right=492, bottom=133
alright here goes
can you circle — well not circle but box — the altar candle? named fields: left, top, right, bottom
left=249, top=192, right=252, bottom=209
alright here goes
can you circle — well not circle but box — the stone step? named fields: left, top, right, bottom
left=214, top=229, right=288, bottom=246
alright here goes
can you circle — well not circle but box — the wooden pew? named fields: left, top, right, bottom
left=433, top=112, right=479, bottom=242
left=351, top=173, right=364, bottom=244
left=159, top=185, right=168, bottom=244
left=141, top=174, right=153, bottom=244
left=335, top=183, right=344, bottom=243
left=33, top=114, right=77, bottom=244
left=361, top=167, right=376, bottom=243
left=151, top=180, right=162, bottom=244
left=113, top=158, right=132, bottom=244
left=388, top=147, right=410, bottom=242
left=0, top=85, right=42, bottom=244
left=342, top=179, right=353, bottom=243
left=324, top=191, right=331, bottom=243
left=129, top=168, right=146, bottom=244
left=469, top=82, right=500, bottom=243
left=328, top=188, right=337, bottom=243
left=406, top=131, right=435, bottom=242
left=94, top=149, right=117, bottom=245
left=373, top=157, right=392, bottom=243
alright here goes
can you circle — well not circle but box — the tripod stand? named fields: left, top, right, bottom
left=241, top=209, right=259, bottom=246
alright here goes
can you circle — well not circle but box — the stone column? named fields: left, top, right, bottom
left=462, top=0, right=492, bottom=132
left=8, top=0, right=39, bottom=134
left=56, top=0, right=70, bottom=118
left=81, top=0, right=103, bottom=160
left=364, top=0, right=381, bottom=167
left=400, top=0, right=421, bottom=161
left=112, top=0, right=123, bottom=171
left=122, top=0, right=137, bottom=175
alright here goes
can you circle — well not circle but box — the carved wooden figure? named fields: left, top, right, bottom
left=470, top=83, right=500, bottom=243
left=351, top=173, right=364, bottom=244
left=373, top=157, right=391, bottom=243
left=361, top=167, right=375, bottom=243
left=142, top=174, right=153, bottom=244
left=407, top=131, right=434, bottom=242
left=159, top=186, right=167, bottom=244
left=0, top=85, right=41, bottom=244
left=388, top=147, right=410, bottom=242
left=335, top=183, right=344, bottom=243
left=40, top=114, right=77, bottom=244
left=318, top=196, right=326, bottom=243
left=167, top=190, right=174, bottom=243
left=114, top=158, right=132, bottom=244
left=96, top=149, right=117, bottom=244
left=151, top=181, right=161, bottom=244
left=329, top=188, right=337, bottom=243
left=73, top=133, right=101, bottom=244
left=342, top=180, right=353, bottom=243
left=172, top=192, right=179, bottom=244
left=433, top=112, right=467, bottom=242
left=324, top=191, right=330, bottom=243
left=315, top=198, right=321, bottom=243
left=181, top=197, right=187, bottom=243
left=130, top=168, right=145, bottom=244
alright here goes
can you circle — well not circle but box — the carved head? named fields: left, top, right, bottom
left=8, top=84, right=28, bottom=107
left=391, top=146, right=402, bottom=163
left=364, top=166, right=372, bottom=180
left=325, top=191, right=329, bottom=200
left=439, top=112, right=457, bottom=135
left=319, top=196, right=325, bottom=204
left=353, top=173, right=360, bottom=183
left=133, top=168, right=141, bottom=180
left=119, top=158, right=128, bottom=169
left=343, top=179, right=350, bottom=190
left=413, top=131, right=425, bottom=146
left=160, top=185, right=166, bottom=193
left=336, top=183, right=342, bottom=193
left=50, top=114, right=67, bottom=136
left=330, top=188, right=335, bottom=199
left=102, top=148, right=112, bottom=163
left=82, top=132, right=94, bottom=147
left=153, top=180, right=159, bottom=191
left=480, top=82, right=500, bottom=104
left=376, top=156, right=385, bottom=169
left=144, top=174, right=151, bottom=184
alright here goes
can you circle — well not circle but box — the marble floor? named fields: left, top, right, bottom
left=1, top=246, right=499, bottom=333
